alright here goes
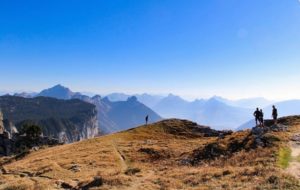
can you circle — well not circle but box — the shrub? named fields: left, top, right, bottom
left=19, top=124, right=42, bottom=138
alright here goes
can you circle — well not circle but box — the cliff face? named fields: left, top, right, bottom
left=0, top=111, right=4, bottom=134
left=0, top=96, right=99, bottom=143
left=79, top=112, right=99, bottom=141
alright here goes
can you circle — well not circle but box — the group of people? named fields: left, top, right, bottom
left=254, top=105, right=278, bottom=127
left=145, top=106, right=279, bottom=128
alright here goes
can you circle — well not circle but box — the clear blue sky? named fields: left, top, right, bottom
left=0, top=0, right=300, bottom=100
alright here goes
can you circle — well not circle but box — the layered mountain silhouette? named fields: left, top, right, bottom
left=106, top=93, right=131, bottom=102
left=106, top=93, right=164, bottom=108
left=152, top=95, right=252, bottom=130
left=212, top=96, right=274, bottom=109
left=34, top=85, right=162, bottom=134
left=10, top=85, right=300, bottom=131
left=103, top=93, right=276, bottom=129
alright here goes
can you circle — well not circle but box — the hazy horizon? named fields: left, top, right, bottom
left=0, top=83, right=293, bottom=102
left=1, top=0, right=300, bottom=100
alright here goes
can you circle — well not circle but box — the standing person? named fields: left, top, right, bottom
left=272, top=105, right=278, bottom=124
left=145, top=115, right=149, bottom=125
left=259, top=109, right=264, bottom=127
left=253, top=108, right=261, bottom=126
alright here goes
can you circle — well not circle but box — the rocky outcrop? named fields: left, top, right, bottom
left=182, top=123, right=283, bottom=166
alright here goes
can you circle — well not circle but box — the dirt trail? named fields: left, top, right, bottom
left=111, top=141, right=155, bottom=190
left=111, top=141, right=128, bottom=172
left=127, top=170, right=155, bottom=190
left=286, top=135, right=300, bottom=179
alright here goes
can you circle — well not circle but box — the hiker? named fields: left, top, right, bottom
left=253, top=108, right=261, bottom=126
left=272, top=105, right=278, bottom=124
left=145, top=115, right=149, bottom=125
left=259, top=109, right=264, bottom=127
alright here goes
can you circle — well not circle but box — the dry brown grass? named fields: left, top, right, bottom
left=1, top=117, right=300, bottom=189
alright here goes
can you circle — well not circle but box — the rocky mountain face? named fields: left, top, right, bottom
left=0, top=96, right=99, bottom=143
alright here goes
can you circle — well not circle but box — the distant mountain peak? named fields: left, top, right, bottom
left=127, top=96, right=138, bottom=102
left=102, top=97, right=111, bottom=103
left=92, top=95, right=101, bottom=100
left=207, top=97, right=222, bottom=102
left=167, top=93, right=177, bottom=97
left=51, top=84, right=70, bottom=90
left=37, top=84, right=74, bottom=100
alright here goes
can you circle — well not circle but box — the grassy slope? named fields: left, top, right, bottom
left=1, top=118, right=300, bottom=190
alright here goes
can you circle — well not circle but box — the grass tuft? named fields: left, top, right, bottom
left=277, top=147, right=292, bottom=168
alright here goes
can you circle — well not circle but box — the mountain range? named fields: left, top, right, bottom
left=33, top=85, right=162, bottom=134
left=10, top=84, right=300, bottom=131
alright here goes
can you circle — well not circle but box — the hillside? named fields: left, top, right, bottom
left=0, top=96, right=98, bottom=142
left=1, top=117, right=300, bottom=189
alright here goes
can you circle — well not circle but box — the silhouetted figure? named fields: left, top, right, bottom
left=259, top=109, right=264, bottom=127
left=254, top=108, right=261, bottom=126
left=145, top=115, right=149, bottom=125
left=272, top=105, right=278, bottom=124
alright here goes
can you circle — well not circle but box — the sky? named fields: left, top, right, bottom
left=0, top=0, right=300, bottom=100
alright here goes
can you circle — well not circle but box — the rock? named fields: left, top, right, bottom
left=32, top=146, right=39, bottom=151
left=56, top=180, right=77, bottom=189
left=69, top=164, right=81, bottom=173
left=0, top=133, right=14, bottom=156
left=222, top=170, right=231, bottom=176
left=81, top=176, right=103, bottom=190
left=125, top=168, right=141, bottom=176
left=291, top=134, right=300, bottom=142
left=251, top=126, right=268, bottom=136
left=267, top=175, right=280, bottom=185
left=187, top=142, right=227, bottom=165
left=61, top=182, right=75, bottom=189
left=250, top=125, right=283, bottom=148
left=270, top=124, right=288, bottom=132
